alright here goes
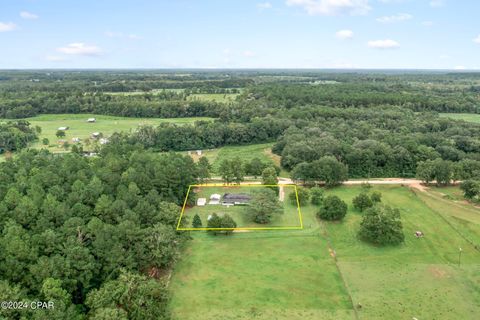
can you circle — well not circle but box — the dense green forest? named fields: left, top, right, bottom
left=0, top=121, right=39, bottom=153
left=0, top=145, right=197, bottom=319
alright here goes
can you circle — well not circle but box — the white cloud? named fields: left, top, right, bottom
left=474, top=35, right=480, bottom=44
left=454, top=66, right=466, bottom=70
left=243, top=50, right=256, bottom=57
left=257, top=2, right=273, bottom=9
left=20, top=11, right=39, bottom=19
left=45, top=55, right=68, bottom=62
left=127, top=34, right=142, bottom=40
left=0, top=22, right=17, bottom=32
left=105, top=31, right=142, bottom=40
left=286, top=0, right=371, bottom=16
left=367, top=39, right=400, bottom=49
left=336, top=29, right=354, bottom=39
left=429, top=0, right=444, bottom=8
left=57, top=43, right=102, bottom=56
left=376, top=13, right=412, bottom=23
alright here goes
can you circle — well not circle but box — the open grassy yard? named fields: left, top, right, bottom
left=169, top=185, right=480, bottom=320
left=439, top=113, right=480, bottom=123
left=180, top=185, right=301, bottom=229
left=12, top=114, right=213, bottom=152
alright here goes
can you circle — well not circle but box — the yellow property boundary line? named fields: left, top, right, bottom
left=176, top=184, right=303, bottom=231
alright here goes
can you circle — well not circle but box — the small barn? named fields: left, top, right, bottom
left=222, top=193, right=252, bottom=206
left=57, top=126, right=69, bottom=131
left=87, top=118, right=96, bottom=123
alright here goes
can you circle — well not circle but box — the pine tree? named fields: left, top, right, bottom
left=192, top=214, right=202, bottom=228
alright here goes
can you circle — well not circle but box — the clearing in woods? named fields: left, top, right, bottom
left=177, top=184, right=302, bottom=231
left=9, top=114, right=214, bottom=152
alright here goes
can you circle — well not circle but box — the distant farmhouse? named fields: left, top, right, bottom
left=222, top=193, right=251, bottom=206
left=87, top=118, right=96, bottom=123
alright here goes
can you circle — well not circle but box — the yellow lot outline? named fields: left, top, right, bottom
left=176, top=184, right=303, bottom=231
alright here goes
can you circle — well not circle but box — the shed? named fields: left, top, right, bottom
left=57, top=126, right=69, bottom=131
left=197, top=198, right=207, bottom=206
left=87, top=118, right=96, bottom=123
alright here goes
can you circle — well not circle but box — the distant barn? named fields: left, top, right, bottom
left=222, top=193, right=251, bottom=206
left=57, top=126, right=69, bottom=131
left=87, top=118, right=96, bottom=123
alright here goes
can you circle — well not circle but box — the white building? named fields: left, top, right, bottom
left=58, top=126, right=69, bottom=131
left=197, top=198, right=207, bottom=206
left=209, top=193, right=221, bottom=205
left=87, top=118, right=96, bottom=123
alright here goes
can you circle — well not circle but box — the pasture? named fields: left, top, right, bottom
left=15, top=114, right=213, bottom=152
left=169, top=185, right=480, bottom=320
left=439, top=113, right=480, bottom=124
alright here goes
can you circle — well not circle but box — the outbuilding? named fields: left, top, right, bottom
left=197, top=198, right=207, bottom=206
left=87, top=118, right=96, bottom=123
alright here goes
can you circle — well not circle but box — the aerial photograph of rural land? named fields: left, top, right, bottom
left=1, top=0, right=480, bottom=319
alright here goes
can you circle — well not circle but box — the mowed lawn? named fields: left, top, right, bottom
left=169, top=185, right=480, bottom=320
left=14, top=114, right=214, bottom=152
left=439, top=113, right=480, bottom=123
left=180, top=185, right=301, bottom=229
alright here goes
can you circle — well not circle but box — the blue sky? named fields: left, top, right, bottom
left=1, top=0, right=479, bottom=69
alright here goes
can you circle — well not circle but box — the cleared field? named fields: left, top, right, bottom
left=187, top=93, right=240, bottom=103
left=188, top=143, right=278, bottom=173
left=324, top=185, right=480, bottom=320
left=179, top=185, right=301, bottom=229
left=417, top=185, right=480, bottom=248
left=169, top=185, right=480, bottom=320
left=11, top=114, right=213, bottom=152
left=439, top=113, right=480, bottom=123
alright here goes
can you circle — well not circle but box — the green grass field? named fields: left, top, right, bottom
left=439, top=113, right=480, bottom=123
left=187, top=143, right=281, bottom=175
left=10, top=114, right=214, bottom=152
left=169, top=185, right=480, bottom=320
left=187, top=93, right=240, bottom=103
left=179, top=185, right=301, bottom=229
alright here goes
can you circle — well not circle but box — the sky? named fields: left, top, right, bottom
left=0, top=0, right=479, bottom=69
